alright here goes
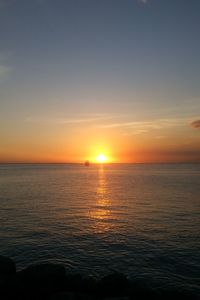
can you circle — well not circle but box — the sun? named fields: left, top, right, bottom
left=96, top=153, right=107, bottom=163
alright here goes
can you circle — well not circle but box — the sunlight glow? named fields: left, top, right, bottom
left=96, top=153, right=107, bottom=163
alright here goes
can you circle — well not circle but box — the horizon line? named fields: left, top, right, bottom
left=0, top=161, right=200, bottom=165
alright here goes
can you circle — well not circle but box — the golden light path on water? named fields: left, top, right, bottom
left=88, top=165, right=113, bottom=233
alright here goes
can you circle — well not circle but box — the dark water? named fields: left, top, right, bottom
left=0, top=163, right=200, bottom=294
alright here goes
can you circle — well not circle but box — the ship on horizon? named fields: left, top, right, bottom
left=84, top=160, right=90, bottom=167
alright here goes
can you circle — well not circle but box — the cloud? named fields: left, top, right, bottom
left=25, top=114, right=114, bottom=125
left=191, top=120, right=200, bottom=129
left=99, top=116, right=200, bottom=136
left=99, top=117, right=187, bottom=132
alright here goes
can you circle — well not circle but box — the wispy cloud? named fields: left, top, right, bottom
left=100, top=118, right=187, bottom=129
left=25, top=114, right=200, bottom=135
left=25, top=114, right=114, bottom=125
left=99, top=117, right=191, bottom=135
left=191, top=120, right=200, bottom=129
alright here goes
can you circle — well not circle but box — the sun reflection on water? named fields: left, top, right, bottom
left=89, top=165, right=114, bottom=233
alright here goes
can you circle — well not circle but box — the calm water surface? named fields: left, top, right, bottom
left=0, top=164, right=200, bottom=294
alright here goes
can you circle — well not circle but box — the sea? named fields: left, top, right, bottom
left=0, top=163, right=200, bottom=295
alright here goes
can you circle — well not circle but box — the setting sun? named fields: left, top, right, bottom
left=96, top=154, right=107, bottom=163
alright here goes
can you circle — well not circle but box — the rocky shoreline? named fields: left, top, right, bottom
left=0, top=256, right=198, bottom=300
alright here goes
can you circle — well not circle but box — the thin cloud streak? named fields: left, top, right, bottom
left=99, top=117, right=193, bottom=133
left=100, top=118, right=186, bottom=128
left=25, top=114, right=115, bottom=125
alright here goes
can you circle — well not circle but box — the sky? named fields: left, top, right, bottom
left=0, top=0, right=200, bottom=163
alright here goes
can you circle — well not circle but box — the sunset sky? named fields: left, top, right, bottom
left=0, top=0, right=200, bottom=163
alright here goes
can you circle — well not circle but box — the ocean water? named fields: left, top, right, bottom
left=0, top=163, right=200, bottom=295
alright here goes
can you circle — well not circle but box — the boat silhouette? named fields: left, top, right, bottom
left=84, top=160, right=90, bottom=167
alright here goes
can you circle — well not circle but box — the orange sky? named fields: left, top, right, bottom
left=1, top=117, right=200, bottom=163
left=0, top=1, right=200, bottom=163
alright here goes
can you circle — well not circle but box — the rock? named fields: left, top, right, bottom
left=1, top=273, right=26, bottom=300
left=0, top=257, right=25, bottom=300
left=0, top=256, right=16, bottom=278
left=103, top=297, right=129, bottom=300
left=64, top=273, right=97, bottom=294
left=48, top=292, right=95, bottom=300
left=20, top=263, right=66, bottom=299
left=129, top=280, right=160, bottom=300
left=96, top=273, right=130, bottom=297
left=81, top=275, right=97, bottom=294
left=157, top=288, right=200, bottom=300
left=48, top=291, right=75, bottom=300
left=130, top=288, right=159, bottom=300
left=65, top=273, right=83, bottom=292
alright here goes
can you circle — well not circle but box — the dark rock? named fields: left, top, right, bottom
left=130, top=288, right=159, bottom=300
left=48, top=291, right=75, bottom=300
left=0, top=256, right=19, bottom=300
left=129, top=280, right=160, bottom=300
left=1, top=257, right=199, bottom=300
left=130, top=281, right=200, bottom=300
left=0, top=256, right=16, bottom=278
left=64, top=273, right=97, bottom=294
left=48, top=292, right=95, bottom=300
left=157, top=288, right=200, bottom=300
left=103, top=297, right=129, bottom=300
left=81, top=275, right=97, bottom=294
left=0, top=273, right=26, bottom=300
left=96, top=273, right=130, bottom=297
left=20, top=263, right=66, bottom=299
left=65, top=274, right=83, bottom=292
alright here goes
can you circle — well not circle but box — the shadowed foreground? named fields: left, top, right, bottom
left=0, top=256, right=198, bottom=300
